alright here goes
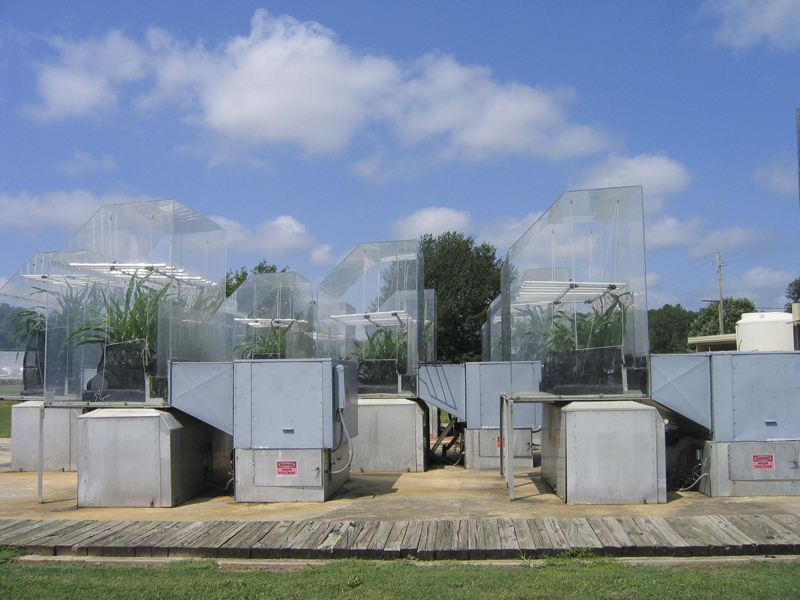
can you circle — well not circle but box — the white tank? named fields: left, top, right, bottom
left=735, top=312, right=794, bottom=351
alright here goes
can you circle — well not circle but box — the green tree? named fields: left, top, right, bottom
left=225, top=261, right=287, bottom=297
left=688, top=297, right=756, bottom=337
left=648, top=304, right=697, bottom=354
left=420, top=232, right=502, bottom=363
left=785, top=276, right=800, bottom=311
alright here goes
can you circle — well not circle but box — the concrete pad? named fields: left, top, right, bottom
left=1, top=441, right=800, bottom=524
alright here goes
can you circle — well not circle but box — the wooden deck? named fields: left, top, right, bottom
left=2, top=514, right=800, bottom=560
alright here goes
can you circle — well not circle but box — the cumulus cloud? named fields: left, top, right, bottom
left=0, top=190, right=149, bottom=235
left=579, top=154, right=693, bottom=214
left=754, top=157, right=799, bottom=196
left=389, top=207, right=472, bottom=240
left=24, top=30, right=148, bottom=121
left=701, top=0, right=800, bottom=50
left=209, top=213, right=336, bottom=265
left=478, top=212, right=542, bottom=253
left=687, top=225, right=773, bottom=260
left=25, top=9, right=608, bottom=169
left=724, top=266, right=796, bottom=308
left=646, top=215, right=705, bottom=251
left=55, top=150, right=118, bottom=175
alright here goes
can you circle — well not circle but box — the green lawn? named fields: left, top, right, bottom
left=1, top=555, right=799, bottom=600
left=0, top=399, right=22, bottom=438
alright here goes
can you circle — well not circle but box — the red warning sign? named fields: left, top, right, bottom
left=752, top=454, right=775, bottom=470
left=276, top=460, right=298, bottom=476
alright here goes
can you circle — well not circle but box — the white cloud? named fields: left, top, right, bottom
left=701, top=0, right=800, bottom=50
left=389, top=207, right=472, bottom=240
left=26, top=10, right=608, bottom=170
left=24, top=30, right=148, bottom=121
left=0, top=190, right=149, bottom=235
left=687, top=225, right=773, bottom=259
left=579, top=154, right=693, bottom=214
left=396, top=54, right=608, bottom=161
left=724, top=266, right=795, bottom=308
left=646, top=215, right=704, bottom=251
left=754, top=157, right=798, bottom=196
left=310, top=244, right=348, bottom=268
left=210, top=214, right=317, bottom=259
left=55, top=150, right=118, bottom=175
left=478, top=212, right=542, bottom=253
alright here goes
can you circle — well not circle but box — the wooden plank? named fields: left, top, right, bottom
left=333, top=521, right=365, bottom=559
left=99, top=521, right=163, bottom=557
left=283, top=521, right=325, bottom=558
left=400, top=521, right=423, bottom=559
left=147, top=521, right=211, bottom=558
left=0, top=520, right=28, bottom=536
left=616, top=517, right=659, bottom=557
left=19, top=521, right=91, bottom=555
left=663, top=517, right=726, bottom=556
left=703, top=515, right=757, bottom=553
left=512, top=519, right=535, bottom=557
left=770, top=514, right=800, bottom=537
left=168, top=521, right=228, bottom=557
left=77, top=521, right=141, bottom=556
left=217, top=521, right=277, bottom=559
left=586, top=517, right=623, bottom=557
left=351, top=521, right=382, bottom=558
left=253, top=521, right=307, bottom=559
left=692, top=515, right=753, bottom=555
left=382, top=521, right=409, bottom=559
left=191, top=521, right=250, bottom=558
left=432, top=520, right=454, bottom=560
left=558, top=518, right=603, bottom=555
left=643, top=518, right=692, bottom=557
left=302, top=521, right=338, bottom=559
left=541, top=518, right=570, bottom=554
left=366, top=521, right=395, bottom=560
left=723, top=515, right=782, bottom=555
left=416, top=521, right=437, bottom=560
left=315, top=522, right=352, bottom=558
left=497, top=518, right=520, bottom=559
left=0, top=519, right=63, bottom=545
left=467, top=519, right=486, bottom=560
left=629, top=518, right=675, bottom=557
left=527, top=518, right=558, bottom=556
left=59, top=521, right=132, bottom=556
left=482, top=519, right=504, bottom=560
left=130, top=521, right=186, bottom=558
left=753, top=516, right=800, bottom=553
left=597, top=518, right=637, bottom=557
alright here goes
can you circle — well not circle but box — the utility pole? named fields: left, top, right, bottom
left=713, top=251, right=727, bottom=334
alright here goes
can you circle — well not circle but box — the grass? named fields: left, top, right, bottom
left=1, top=557, right=799, bottom=599
left=0, top=399, right=22, bottom=438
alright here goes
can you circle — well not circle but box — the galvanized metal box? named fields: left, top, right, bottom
left=170, top=361, right=234, bottom=435
left=233, top=359, right=357, bottom=451
left=77, top=408, right=211, bottom=508
left=351, top=397, right=426, bottom=472
left=700, top=440, right=800, bottom=497
left=541, top=401, right=666, bottom=504
left=10, top=401, right=82, bottom=472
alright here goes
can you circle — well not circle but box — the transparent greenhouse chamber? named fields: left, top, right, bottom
left=41, top=199, right=228, bottom=402
left=231, top=272, right=316, bottom=359
left=317, top=240, right=424, bottom=395
left=0, top=252, right=58, bottom=395
left=499, top=186, right=649, bottom=395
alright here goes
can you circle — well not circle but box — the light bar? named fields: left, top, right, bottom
left=515, top=281, right=626, bottom=304
left=234, top=318, right=308, bottom=329
left=330, top=310, right=410, bottom=327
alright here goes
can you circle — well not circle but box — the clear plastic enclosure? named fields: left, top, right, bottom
left=500, top=187, right=649, bottom=395
left=0, top=252, right=57, bottom=395
left=41, top=199, right=227, bottom=402
left=423, top=289, right=437, bottom=363
left=232, top=272, right=316, bottom=359
left=317, top=240, right=423, bottom=395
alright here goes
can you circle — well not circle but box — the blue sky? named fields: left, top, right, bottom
left=0, top=0, right=798, bottom=310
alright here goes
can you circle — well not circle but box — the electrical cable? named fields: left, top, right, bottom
left=330, top=409, right=353, bottom=475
